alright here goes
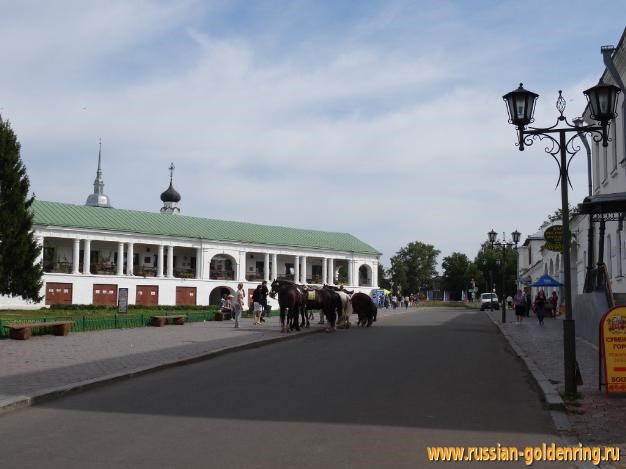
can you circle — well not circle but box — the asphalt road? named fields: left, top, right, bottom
left=0, top=308, right=567, bottom=468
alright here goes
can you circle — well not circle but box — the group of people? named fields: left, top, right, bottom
left=512, top=288, right=559, bottom=326
left=218, top=281, right=270, bottom=329
left=378, top=294, right=419, bottom=309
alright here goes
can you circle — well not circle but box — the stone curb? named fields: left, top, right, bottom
left=0, top=326, right=324, bottom=416
left=485, top=312, right=567, bottom=412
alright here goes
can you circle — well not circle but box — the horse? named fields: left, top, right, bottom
left=269, top=279, right=305, bottom=333
left=351, top=292, right=377, bottom=327
left=324, top=285, right=353, bottom=328
left=303, top=285, right=341, bottom=332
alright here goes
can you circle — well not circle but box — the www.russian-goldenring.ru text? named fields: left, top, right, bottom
left=426, top=442, right=620, bottom=465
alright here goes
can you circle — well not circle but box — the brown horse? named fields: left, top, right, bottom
left=270, top=279, right=305, bottom=332
left=303, top=285, right=342, bottom=331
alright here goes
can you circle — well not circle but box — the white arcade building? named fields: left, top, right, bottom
left=0, top=155, right=380, bottom=309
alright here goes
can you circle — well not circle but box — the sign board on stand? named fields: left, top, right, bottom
left=600, top=305, right=626, bottom=395
left=118, top=287, right=129, bottom=314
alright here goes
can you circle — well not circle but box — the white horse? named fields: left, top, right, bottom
left=335, top=290, right=352, bottom=328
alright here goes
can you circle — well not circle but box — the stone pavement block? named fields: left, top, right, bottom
left=486, top=308, right=626, bottom=456
left=0, top=309, right=404, bottom=414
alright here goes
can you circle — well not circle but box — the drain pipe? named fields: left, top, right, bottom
left=601, top=45, right=626, bottom=164
left=575, top=117, right=595, bottom=291
left=574, top=117, right=593, bottom=197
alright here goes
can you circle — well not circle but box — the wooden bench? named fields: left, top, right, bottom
left=149, top=315, right=187, bottom=327
left=4, top=321, right=74, bottom=340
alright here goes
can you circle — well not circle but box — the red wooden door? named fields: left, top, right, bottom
left=45, top=282, right=73, bottom=305
left=136, top=285, right=159, bottom=306
left=93, top=284, right=118, bottom=306
left=175, top=286, right=197, bottom=306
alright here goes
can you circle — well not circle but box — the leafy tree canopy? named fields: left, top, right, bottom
left=388, top=241, right=440, bottom=294
left=441, top=252, right=471, bottom=298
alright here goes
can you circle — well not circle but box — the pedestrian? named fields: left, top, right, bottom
left=534, top=289, right=547, bottom=326
left=252, top=284, right=263, bottom=325
left=404, top=296, right=409, bottom=309
left=259, top=280, right=269, bottom=322
left=513, top=289, right=525, bottom=323
left=549, top=290, right=558, bottom=319
left=233, top=283, right=245, bottom=328
left=525, top=288, right=532, bottom=317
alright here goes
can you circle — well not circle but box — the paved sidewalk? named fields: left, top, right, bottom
left=0, top=309, right=403, bottom=414
left=486, top=307, right=626, bottom=459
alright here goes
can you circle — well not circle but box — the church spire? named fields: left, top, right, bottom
left=85, top=139, right=112, bottom=208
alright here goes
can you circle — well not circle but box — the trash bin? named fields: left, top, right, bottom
left=264, top=304, right=272, bottom=318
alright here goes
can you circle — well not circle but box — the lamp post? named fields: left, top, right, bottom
left=503, top=81, right=620, bottom=397
left=488, top=229, right=521, bottom=323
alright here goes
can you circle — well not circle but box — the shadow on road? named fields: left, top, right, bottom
left=6, top=308, right=555, bottom=436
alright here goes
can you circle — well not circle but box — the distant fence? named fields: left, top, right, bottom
left=0, top=308, right=280, bottom=338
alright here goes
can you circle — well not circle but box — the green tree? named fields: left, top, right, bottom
left=474, top=240, right=517, bottom=299
left=389, top=241, right=440, bottom=294
left=0, top=116, right=43, bottom=301
left=441, top=252, right=471, bottom=300
left=377, top=263, right=391, bottom=290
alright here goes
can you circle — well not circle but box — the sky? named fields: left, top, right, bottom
left=1, top=0, right=625, bottom=269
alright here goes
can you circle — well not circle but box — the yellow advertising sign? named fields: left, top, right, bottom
left=600, top=305, right=626, bottom=394
left=543, top=225, right=563, bottom=252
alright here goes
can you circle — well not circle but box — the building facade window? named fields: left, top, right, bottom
left=594, top=141, right=600, bottom=190
left=607, top=234, right=613, bottom=278
left=612, top=122, right=618, bottom=172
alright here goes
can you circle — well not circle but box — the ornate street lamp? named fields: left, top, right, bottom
left=488, top=230, right=520, bottom=324
left=503, top=81, right=620, bottom=397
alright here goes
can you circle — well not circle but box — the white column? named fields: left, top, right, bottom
left=264, top=253, right=270, bottom=281
left=372, top=261, right=379, bottom=287
left=272, top=253, right=278, bottom=280
left=328, top=258, right=334, bottom=285
left=83, top=239, right=91, bottom=274
left=239, top=251, right=247, bottom=281
left=116, top=242, right=124, bottom=276
left=294, top=255, right=300, bottom=283
left=72, top=239, right=81, bottom=274
left=301, top=256, right=307, bottom=284
left=348, top=260, right=353, bottom=287
left=126, top=242, right=134, bottom=276
left=157, top=245, right=164, bottom=277
left=196, top=247, right=202, bottom=279
left=322, top=258, right=328, bottom=284
left=167, top=245, right=174, bottom=278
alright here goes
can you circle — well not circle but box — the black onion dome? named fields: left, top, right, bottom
left=160, top=182, right=181, bottom=203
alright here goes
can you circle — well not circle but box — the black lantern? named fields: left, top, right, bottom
left=503, top=83, right=539, bottom=128
left=488, top=229, right=497, bottom=244
left=511, top=230, right=521, bottom=245
left=583, top=81, right=621, bottom=125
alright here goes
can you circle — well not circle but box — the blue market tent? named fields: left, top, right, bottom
left=530, top=274, right=563, bottom=287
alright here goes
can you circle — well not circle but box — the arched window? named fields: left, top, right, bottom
left=210, top=255, right=236, bottom=280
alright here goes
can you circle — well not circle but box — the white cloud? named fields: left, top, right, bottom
left=1, top=1, right=624, bottom=267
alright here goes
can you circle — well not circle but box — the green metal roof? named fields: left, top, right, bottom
left=32, top=200, right=380, bottom=255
